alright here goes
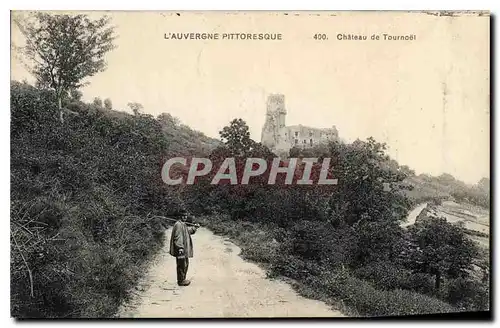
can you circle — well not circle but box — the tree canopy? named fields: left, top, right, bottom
left=405, top=217, right=479, bottom=290
left=219, top=118, right=256, bottom=156
left=14, top=12, right=116, bottom=121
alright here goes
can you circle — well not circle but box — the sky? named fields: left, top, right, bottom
left=11, top=11, right=490, bottom=184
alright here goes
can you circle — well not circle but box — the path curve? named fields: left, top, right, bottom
left=118, top=227, right=344, bottom=318
left=401, top=202, right=428, bottom=227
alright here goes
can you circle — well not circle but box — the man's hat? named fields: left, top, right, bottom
left=171, top=209, right=188, bottom=218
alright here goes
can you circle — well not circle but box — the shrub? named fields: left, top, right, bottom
left=354, top=261, right=434, bottom=294
left=197, top=215, right=280, bottom=264
left=315, top=269, right=454, bottom=317
left=443, top=277, right=490, bottom=311
left=269, top=256, right=454, bottom=316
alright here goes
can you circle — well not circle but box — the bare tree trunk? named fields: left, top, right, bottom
left=435, top=272, right=441, bottom=291
left=58, top=94, right=64, bottom=123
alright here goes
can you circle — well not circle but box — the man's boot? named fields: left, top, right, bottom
left=178, top=279, right=191, bottom=286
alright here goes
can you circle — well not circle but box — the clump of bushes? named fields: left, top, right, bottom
left=197, top=214, right=280, bottom=265
left=321, top=271, right=454, bottom=317
left=442, top=277, right=490, bottom=311
left=354, top=261, right=435, bottom=295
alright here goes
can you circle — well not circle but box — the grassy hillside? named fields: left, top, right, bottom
left=157, top=113, right=221, bottom=157
left=403, top=173, right=490, bottom=209
left=10, top=81, right=218, bottom=318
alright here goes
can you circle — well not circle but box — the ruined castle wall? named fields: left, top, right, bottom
left=285, top=125, right=339, bottom=149
left=261, top=113, right=278, bottom=149
left=261, top=94, right=340, bottom=155
left=261, top=94, right=286, bottom=149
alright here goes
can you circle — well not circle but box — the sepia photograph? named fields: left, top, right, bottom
left=9, top=10, right=491, bottom=319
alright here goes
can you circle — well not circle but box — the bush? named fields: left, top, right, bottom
left=443, top=277, right=490, bottom=311
left=305, top=268, right=454, bottom=317
left=197, top=215, right=280, bottom=264
left=270, top=254, right=324, bottom=281
left=354, top=261, right=435, bottom=295
left=269, top=256, right=454, bottom=316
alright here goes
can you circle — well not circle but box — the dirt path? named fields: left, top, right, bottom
left=401, top=202, right=428, bottom=227
left=118, top=227, right=344, bottom=318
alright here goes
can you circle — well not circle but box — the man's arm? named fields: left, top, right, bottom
left=187, top=224, right=199, bottom=235
left=186, top=214, right=199, bottom=234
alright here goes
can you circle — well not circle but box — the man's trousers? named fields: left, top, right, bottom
left=176, top=257, right=189, bottom=283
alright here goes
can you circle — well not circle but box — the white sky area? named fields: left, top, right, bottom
left=10, top=11, right=490, bottom=184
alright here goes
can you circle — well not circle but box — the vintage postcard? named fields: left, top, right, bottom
left=10, top=11, right=490, bottom=319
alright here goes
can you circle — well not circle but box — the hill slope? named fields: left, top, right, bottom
left=403, top=173, right=490, bottom=209
left=10, top=81, right=218, bottom=318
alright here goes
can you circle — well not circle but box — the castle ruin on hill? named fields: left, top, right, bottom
left=260, top=94, right=339, bottom=156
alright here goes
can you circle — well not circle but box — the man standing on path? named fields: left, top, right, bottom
left=169, top=209, right=199, bottom=286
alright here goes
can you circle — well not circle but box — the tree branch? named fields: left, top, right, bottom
left=12, top=231, right=34, bottom=298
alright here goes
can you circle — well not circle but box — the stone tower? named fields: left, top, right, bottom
left=261, top=94, right=287, bottom=151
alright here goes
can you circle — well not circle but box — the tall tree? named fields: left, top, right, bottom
left=13, top=12, right=116, bottom=122
left=128, top=102, right=143, bottom=116
left=157, top=112, right=180, bottom=127
left=104, top=98, right=112, bottom=110
left=219, top=118, right=256, bottom=156
left=69, top=89, right=83, bottom=101
left=405, top=217, right=478, bottom=290
left=93, top=97, right=103, bottom=107
left=477, top=177, right=490, bottom=192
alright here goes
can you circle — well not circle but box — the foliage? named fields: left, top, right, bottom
left=104, top=98, right=112, bottom=110
left=316, top=271, right=455, bottom=317
left=404, top=217, right=479, bottom=290
left=128, top=102, right=143, bottom=116
left=157, top=112, right=180, bottom=126
left=13, top=12, right=115, bottom=119
left=442, top=277, right=490, bottom=311
left=353, top=261, right=435, bottom=294
left=157, top=112, right=220, bottom=157
left=93, top=97, right=103, bottom=107
left=70, top=89, right=83, bottom=101
left=477, top=178, right=490, bottom=193
left=219, top=118, right=256, bottom=156
left=404, top=173, right=490, bottom=209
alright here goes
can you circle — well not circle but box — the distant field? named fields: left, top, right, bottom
left=437, top=201, right=490, bottom=249
left=405, top=200, right=490, bottom=250
left=403, top=174, right=489, bottom=211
